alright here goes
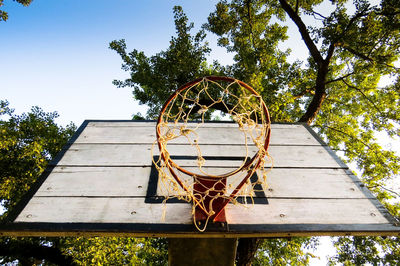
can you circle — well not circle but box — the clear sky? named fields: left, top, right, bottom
left=1, top=0, right=237, bottom=126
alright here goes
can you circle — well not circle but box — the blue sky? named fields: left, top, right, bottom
left=1, top=0, right=235, bottom=126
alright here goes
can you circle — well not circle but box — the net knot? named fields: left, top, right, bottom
left=197, top=156, right=205, bottom=167
left=180, top=127, right=191, bottom=136
left=197, top=105, right=208, bottom=114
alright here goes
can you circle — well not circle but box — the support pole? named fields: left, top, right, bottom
left=168, top=238, right=237, bottom=266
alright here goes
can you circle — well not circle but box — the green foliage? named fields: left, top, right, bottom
left=0, top=0, right=33, bottom=22
left=253, top=237, right=319, bottom=265
left=0, top=101, right=169, bottom=265
left=329, top=236, right=400, bottom=265
left=205, top=0, right=304, bottom=122
left=0, top=100, right=76, bottom=214
left=305, top=0, right=400, bottom=215
left=62, top=237, right=167, bottom=266
left=0, top=100, right=76, bottom=265
left=132, top=112, right=146, bottom=120
left=137, top=238, right=168, bottom=265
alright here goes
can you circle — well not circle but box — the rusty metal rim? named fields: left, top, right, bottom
left=156, top=76, right=271, bottom=180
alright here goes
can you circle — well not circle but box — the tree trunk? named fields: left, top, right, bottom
left=298, top=62, right=329, bottom=124
left=235, top=238, right=261, bottom=266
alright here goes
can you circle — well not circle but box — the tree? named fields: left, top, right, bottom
left=0, top=0, right=33, bottom=21
left=0, top=100, right=169, bottom=265
left=205, top=0, right=400, bottom=263
left=0, top=100, right=76, bottom=215
left=328, top=236, right=400, bottom=265
left=253, top=237, right=318, bottom=265
left=111, top=1, right=400, bottom=264
left=0, top=100, right=77, bottom=265
left=62, top=237, right=167, bottom=266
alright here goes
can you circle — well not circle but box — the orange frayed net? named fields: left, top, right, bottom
left=151, top=76, right=272, bottom=231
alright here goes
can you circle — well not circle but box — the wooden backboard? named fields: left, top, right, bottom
left=1, top=120, right=399, bottom=238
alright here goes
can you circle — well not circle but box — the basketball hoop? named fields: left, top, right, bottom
left=152, top=76, right=272, bottom=231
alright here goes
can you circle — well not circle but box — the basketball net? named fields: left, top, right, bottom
left=151, top=76, right=272, bottom=231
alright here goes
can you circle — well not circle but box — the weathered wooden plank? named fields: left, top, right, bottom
left=264, top=168, right=364, bottom=198
left=55, top=144, right=342, bottom=168
left=227, top=198, right=389, bottom=225
left=16, top=197, right=191, bottom=224
left=87, top=121, right=303, bottom=129
left=15, top=197, right=388, bottom=225
left=35, top=167, right=365, bottom=199
left=88, top=121, right=155, bottom=127
left=36, top=167, right=150, bottom=197
left=76, top=123, right=320, bottom=146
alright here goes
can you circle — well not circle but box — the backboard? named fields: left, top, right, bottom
left=1, top=120, right=399, bottom=237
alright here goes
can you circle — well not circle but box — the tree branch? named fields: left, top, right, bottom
left=312, top=124, right=394, bottom=173
left=279, top=0, right=332, bottom=124
left=375, top=9, right=400, bottom=17
left=367, top=184, right=400, bottom=198
left=326, top=6, right=370, bottom=52
left=310, top=10, right=327, bottom=20
left=278, top=0, right=324, bottom=65
left=325, top=72, right=355, bottom=84
left=315, top=124, right=371, bottom=149
left=245, top=0, right=258, bottom=52
left=293, top=88, right=314, bottom=99
left=236, top=238, right=262, bottom=266
left=343, top=45, right=400, bottom=70
left=325, top=43, right=335, bottom=62
left=298, top=62, right=329, bottom=124
left=343, top=46, right=374, bottom=61
left=341, top=79, right=387, bottom=118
